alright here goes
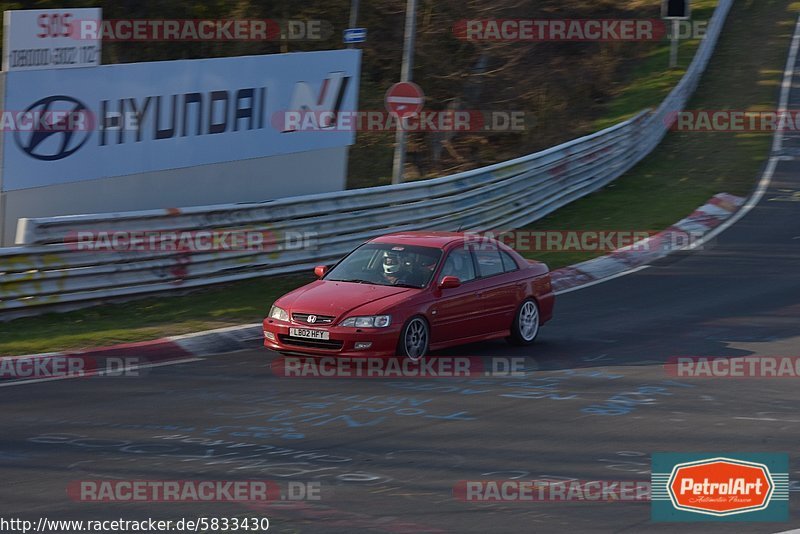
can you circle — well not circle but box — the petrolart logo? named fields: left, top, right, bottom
left=652, top=453, right=789, bottom=522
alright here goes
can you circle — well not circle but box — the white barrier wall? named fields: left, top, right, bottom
left=0, top=49, right=361, bottom=245
left=1, top=146, right=348, bottom=244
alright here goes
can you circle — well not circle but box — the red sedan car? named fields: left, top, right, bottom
left=263, top=231, right=554, bottom=360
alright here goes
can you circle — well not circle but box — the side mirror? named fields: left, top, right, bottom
left=439, top=276, right=461, bottom=289
left=314, top=265, right=328, bottom=278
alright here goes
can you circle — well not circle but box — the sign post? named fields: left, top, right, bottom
left=346, top=0, right=360, bottom=48
left=391, top=0, right=419, bottom=185
left=386, top=82, right=424, bottom=186
left=662, top=0, right=690, bottom=69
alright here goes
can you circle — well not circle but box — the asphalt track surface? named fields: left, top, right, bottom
left=4, top=47, right=800, bottom=534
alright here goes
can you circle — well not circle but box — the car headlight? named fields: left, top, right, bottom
left=269, top=305, right=289, bottom=321
left=341, top=315, right=392, bottom=328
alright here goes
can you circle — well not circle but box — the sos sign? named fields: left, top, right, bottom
left=3, top=7, right=101, bottom=71
left=36, top=12, right=75, bottom=38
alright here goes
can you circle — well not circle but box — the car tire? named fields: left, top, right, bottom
left=397, top=316, right=430, bottom=361
left=507, top=298, right=540, bottom=346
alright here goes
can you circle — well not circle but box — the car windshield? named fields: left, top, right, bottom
left=325, top=243, right=442, bottom=289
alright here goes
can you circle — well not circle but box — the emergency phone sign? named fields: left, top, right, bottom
left=3, top=8, right=101, bottom=71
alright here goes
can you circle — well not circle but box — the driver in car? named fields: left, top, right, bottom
left=381, top=249, right=426, bottom=286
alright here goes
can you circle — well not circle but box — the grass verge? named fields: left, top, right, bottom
left=519, top=0, right=798, bottom=269
left=1, top=0, right=794, bottom=355
left=0, top=275, right=313, bottom=357
left=593, top=0, right=718, bottom=130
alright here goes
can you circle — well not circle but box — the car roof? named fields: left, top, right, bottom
left=370, top=231, right=468, bottom=249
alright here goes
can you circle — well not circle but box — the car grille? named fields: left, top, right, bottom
left=292, top=313, right=335, bottom=325
left=278, top=334, right=344, bottom=351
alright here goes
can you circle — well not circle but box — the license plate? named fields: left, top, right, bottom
left=289, top=327, right=330, bottom=340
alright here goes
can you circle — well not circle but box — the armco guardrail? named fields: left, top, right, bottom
left=1, top=0, right=732, bottom=318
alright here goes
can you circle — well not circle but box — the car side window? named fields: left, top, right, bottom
left=500, top=250, right=519, bottom=272
left=340, top=248, right=379, bottom=276
left=474, top=248, right=505, bottom=278
left=440, top=248, right=476, bottom=282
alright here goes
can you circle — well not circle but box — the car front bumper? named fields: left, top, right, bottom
left=262, top=318, right=401, bottom=358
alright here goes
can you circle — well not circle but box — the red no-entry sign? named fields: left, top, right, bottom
left=385, top=82, right=424, bottom=118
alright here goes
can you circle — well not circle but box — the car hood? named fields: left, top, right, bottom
left=277, top=280, right=417, bottom=319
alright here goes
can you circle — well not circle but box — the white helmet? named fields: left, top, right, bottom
left=383, top=250, right=403, bottom=275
